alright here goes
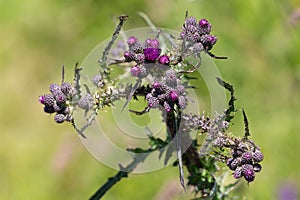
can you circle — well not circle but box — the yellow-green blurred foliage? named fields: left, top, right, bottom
left=1, top=0, right=300, bottom=199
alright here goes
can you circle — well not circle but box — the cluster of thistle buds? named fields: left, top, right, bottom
left=124, top=36, right=170, bottom=78
left=181, top=16, right=226, bottom=59
left=225, top=139, right=264, bottom=183
left=39, top=82, right=75, bottom=123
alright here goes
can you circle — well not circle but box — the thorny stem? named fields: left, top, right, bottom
left=99, top=15, right=128, bottom=77
left=165, top=108, right=204, bottom=191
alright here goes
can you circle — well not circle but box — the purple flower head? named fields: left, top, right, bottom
left=93, top=75, right=105, bottom=88
left=54, top=91, right=67, bottom=105
left=127, top=36, right=137, bottom=45
left=252, top=149, right=264, bottom=162
left=39, top=95, right=45, bottom=104
left=185, top=16, right=197, bottom=26
left=134, top=53, right=145, bottom=64
left=170, top=90, right=178, bottom=101
left=242, top=164, right=255, bottom=182
left=49, top=83, right=61, bottom=94
left=158, top=55, right=170, bottom=65
left=124, top=51, right=134, bottom=62
left=39, top=94, right=55, bottom=107
left=164, top=101, right=171, bottom=112
left=145, top=38, right=159, bottom=48
left=146, top=94, right=159, bottom=108
left=201, top=35, right=217, bottom=50
left=180, top=31, right=185, bottom=39
left=233, top=167, right=243, bottom=179
left=61, top=82, right=73, bottom=96
left=143, top=48, right=161, bottom=62
left=198, top=18, right=212, bottom=34
left=208, top=35, right=217, bottom=45
left=242, top=152, right=253, bottom=164
left=153, top=82, right=160, bottom=89
left=130, top=65, right=141, bottom=76
left=178, top=96, right=186, bottom=109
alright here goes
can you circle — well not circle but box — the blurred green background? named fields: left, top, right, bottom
left=1, top=0, right=300, bottom=199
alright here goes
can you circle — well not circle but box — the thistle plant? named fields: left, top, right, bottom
left=39, top=12, right=264, bottom=200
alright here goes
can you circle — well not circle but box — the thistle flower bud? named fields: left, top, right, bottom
left=78, top=93, right=93, bottom=110
left=144, top=38, right=159, bottom=48
left=242, top=164, right=255, bottom=182
left=54, top=113, right=66, bottom=123
left=54, top=91, right=67, bottom=105
left=124, top=51, right=134, bottom=62
left=242, top=152, right=253, bottom=164
left=127, top=36, right=137, bottom=45
left=164, top=101, right=171, bottom=112
left=252, top=149, right=264, bottom=162
left=39, top=94, right=55, bottom=107
left=61, top=82, right=73, bottom=96
left=143, top=48, right=161, bottom=62
left=178, top=96, right=186, bottom=109
left=198, top=19, right=212, bottom=34
left=169, top=90, right=178, bottom=101
left=49, top=83, right=61, bottom=95
left=233, top=167, right=243, bottom=179
left=93, top=75, right=105, bottom=88
left=158, top=55, right=170, bottom=65
left=146, top=94, right=159, bottom=108
left=153, top=82, right=160, bottom=89
left=130, top=65, right=141, bottom=76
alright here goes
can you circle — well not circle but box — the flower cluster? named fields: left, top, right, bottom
left=123, top=36, right=170, bottom=79
left=39, top=82, right=75, bottom=123
left=145, top=69, right=188, bottom=112
left=181, top=16, right=218, bottom=55
left=226, top=141, right=263, bottom=182
left=38, top=14, right=264, bottom=199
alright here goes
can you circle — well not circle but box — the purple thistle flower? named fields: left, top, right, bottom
left=146, top=94, right=159, bottom=108
left=39, top=94, right=55, bottom=107
left=54, top=91, right=67, bottom=105
left=158, top=55, right=170, bottom=65
left=127, top=36, right=137, bottom=45
left=130, top=65, right=141, bottom=76
left=164, top=101, right=171, bottom=112
left=124, top=51, right=134, bottom=62
left=153, top=82, right=160, bottom=89
left=143, top=48, right=161, bottom=62
left=145, top=38, right=159, bottom=48
left=242, top=152, right=253, bottom=164
left=185, top=16, right=197, bottom=26
left=242, top=164, right=255, bottom=182
left=198, top=18, right=212, bottom=34
left=169, top=90, right=178, bottom=101
left=201, top=35, right=217, bottom=51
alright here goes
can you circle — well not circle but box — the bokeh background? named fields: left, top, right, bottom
left=1, top=0, right=300, bottom=199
